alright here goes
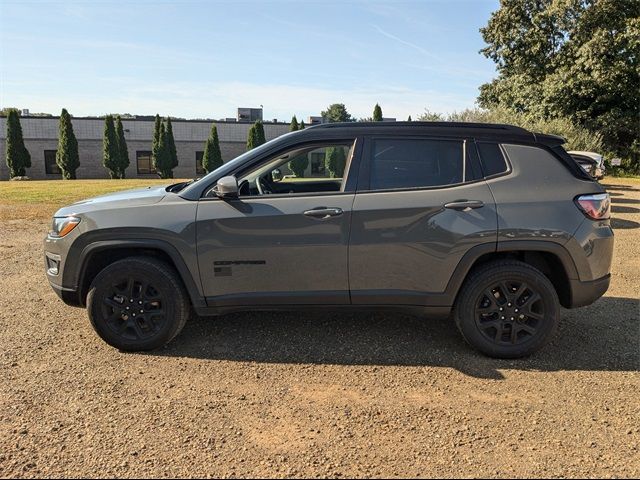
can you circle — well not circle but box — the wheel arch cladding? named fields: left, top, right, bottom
left=75, top=241, right=204, bottom=309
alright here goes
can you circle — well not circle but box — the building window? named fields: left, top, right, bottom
left=136, top=151, right=155, bottom=175
left=195, top=151, right=205, bottom=175
left=44, top=150, right=61, bottom=175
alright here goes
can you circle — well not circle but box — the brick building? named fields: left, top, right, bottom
left=0, top=115, right=290, bottom=180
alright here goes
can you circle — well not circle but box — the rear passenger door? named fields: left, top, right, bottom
left=348, top=136, right=497, bottom=305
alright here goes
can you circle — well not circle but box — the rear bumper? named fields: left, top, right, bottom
left=569, top=274, right=610, bottom=308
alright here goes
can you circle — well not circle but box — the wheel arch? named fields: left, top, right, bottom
left=447, top=241, right=579, bottom=309
left=70, top=240, right=205, bottom=309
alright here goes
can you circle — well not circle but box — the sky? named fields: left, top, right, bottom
left=0, top=0, right=500, bottom=122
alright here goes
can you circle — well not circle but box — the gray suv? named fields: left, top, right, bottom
left=44, top=122, right=613, bottom=358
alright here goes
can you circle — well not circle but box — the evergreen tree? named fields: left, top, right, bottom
left=288, top=153, right=309, bottom=178
left=299, top=120, right=305, bottom=130
left=5, top=109, right=30, bottom=178
left=151, top=114, right=162, bottom=169
left=321, top=104, right=352, bottom=123
left=373, top=103, right=383, bottom=121
left=325, top=147, right=347, bottom=178
left=202, top=124, right=223, bottom=173
left=102, top=115, right=120, bottom=179
left=115, top=115, right=129, bottom=178
left=56, top=108, right=80, bottom=179
left=255, top=120, right=266, bottom=145
left=246, top=120, right=266, bottom=150
left=290, top=115, right=299, bottom=132
left=407, top=115, right=412, bottom=122
left=165, top=117, right=178, bottom=170
left=246, top=123, right=258, bottom=150
left=154, top=123, right=174, bottom=178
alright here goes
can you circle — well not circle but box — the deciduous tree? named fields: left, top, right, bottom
left=479, top=0, right=639, bottom=169
left=321, top=104, right=352, bottom=123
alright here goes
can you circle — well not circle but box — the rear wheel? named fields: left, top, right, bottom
left=454, top=260, right=560, bottom=358
left=86, top=257, right=189, bottom=351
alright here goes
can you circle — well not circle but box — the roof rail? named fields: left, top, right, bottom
left=308, top=121, right=531, bottom=134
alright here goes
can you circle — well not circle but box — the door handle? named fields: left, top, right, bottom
left=444, top=200, right=484, bottom=211
left=303, top=207, right=343, bottom=219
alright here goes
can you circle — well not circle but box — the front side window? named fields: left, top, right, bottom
left=44, top=150, right=61, bottom=175
left=236, top=141, right=355, bottom=197
left=136, top=151, right=155, bottom=175
left=369, top=138, right=464, bottom=190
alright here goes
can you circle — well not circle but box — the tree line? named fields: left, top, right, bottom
left=4, top=103, right=387, bottom=179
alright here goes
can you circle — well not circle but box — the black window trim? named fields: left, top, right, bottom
left=474, top=140, right=513, bottom=180
left=200, top=137, right=363, bottom=201
left=356, top=135, right=484, bottom=194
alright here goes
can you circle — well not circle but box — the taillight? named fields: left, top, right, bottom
left=575, top=193, right=610, bottom=220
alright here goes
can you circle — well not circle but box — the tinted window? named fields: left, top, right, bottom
left=236, top=142, right=354, bottom=197
left=477, top=142, right=508, bottom=177
left=44, top=150, right=61, bottom=175
left=369, top=138, right=464, bottom=190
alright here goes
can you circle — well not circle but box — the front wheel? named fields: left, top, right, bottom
left=86, top=257, right=190, bottom=351
left=453, top=260, right=560, bottom=358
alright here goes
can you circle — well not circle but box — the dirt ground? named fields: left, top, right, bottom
left=1, top=179, right=638, bottom=478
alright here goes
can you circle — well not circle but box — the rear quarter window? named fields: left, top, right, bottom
left=476, top=142, right=509, bottom=177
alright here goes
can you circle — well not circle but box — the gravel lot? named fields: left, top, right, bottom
left=1, top=179, right=638, bottom=478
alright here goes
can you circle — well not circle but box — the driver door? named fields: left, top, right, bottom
left=196, top=139, right=359, bottom=308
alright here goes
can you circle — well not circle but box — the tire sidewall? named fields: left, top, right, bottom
left=87, top=260, right=183, bottom=351
left=455, top=264, right=560, bottom=358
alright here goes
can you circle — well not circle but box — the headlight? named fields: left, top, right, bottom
left=50, top=216, right=81, bottom=238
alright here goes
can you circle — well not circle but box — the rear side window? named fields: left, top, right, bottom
left=369, top=138, right=464, bottom=190
left=477, top=142, right=508, bottom=177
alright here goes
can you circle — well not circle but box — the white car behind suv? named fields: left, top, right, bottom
left=568, top=151, right=606, bottom=179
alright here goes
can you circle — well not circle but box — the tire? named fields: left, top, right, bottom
left=453, top=260, right=560, bottom=359
left=86, top=256, right=190, bottom=351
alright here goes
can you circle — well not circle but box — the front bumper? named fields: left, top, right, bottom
left=44, top=230, right=84, bottom=308
left=569, top=274, right=610, bottom=308
left=49, top=281, right=82, bottom=307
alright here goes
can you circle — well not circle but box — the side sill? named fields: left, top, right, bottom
left=195, top=302, right=451, bottom=319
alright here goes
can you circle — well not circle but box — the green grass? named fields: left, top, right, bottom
left=1, top=175, right=636, bottom=222
left=0, top=179, right=186, bottom=220
left=0, top=179, right=183, bottom=204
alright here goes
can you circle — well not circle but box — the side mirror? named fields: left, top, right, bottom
left=214, top=176, right=239, bottom=199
